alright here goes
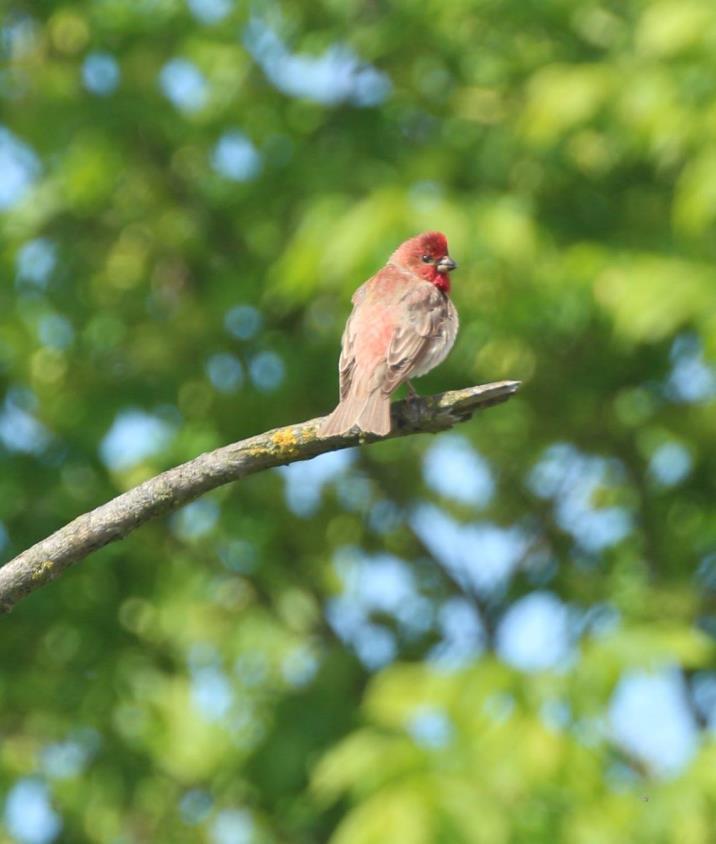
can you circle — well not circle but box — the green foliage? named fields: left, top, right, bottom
left=1, top=0, right=716, bottom=841
left=316, top=640, right=716, bottom=843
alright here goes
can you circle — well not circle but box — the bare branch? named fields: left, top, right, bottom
left=0, top=381, right=520, bottom=613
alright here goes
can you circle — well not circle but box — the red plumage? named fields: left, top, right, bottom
left=319, top=231, right=459, bottom=437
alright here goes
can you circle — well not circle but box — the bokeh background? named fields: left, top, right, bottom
left=2, top=0, right=716, bottom=841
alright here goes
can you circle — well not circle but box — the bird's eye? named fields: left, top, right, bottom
left=421, top=255, right=433, bottom=263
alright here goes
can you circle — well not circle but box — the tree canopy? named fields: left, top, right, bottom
left=1, top=0, right=716, bottom=842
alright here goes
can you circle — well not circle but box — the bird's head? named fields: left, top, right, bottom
left=390, top=231, right=457, bottom=292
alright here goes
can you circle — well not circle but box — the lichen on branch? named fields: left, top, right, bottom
left=0, top=381, right=520, bottom=614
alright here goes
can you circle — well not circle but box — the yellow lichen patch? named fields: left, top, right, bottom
left=271, top=428, right=299, bottom=455
left=33, top=560, right=55, bottom=580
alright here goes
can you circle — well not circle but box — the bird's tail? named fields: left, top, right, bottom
left=318, top=389, right=391, bottom=437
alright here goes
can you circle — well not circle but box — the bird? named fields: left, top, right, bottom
left=318, top=231, right=459, bottom=437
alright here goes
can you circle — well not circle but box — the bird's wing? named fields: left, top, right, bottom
left=337, top=280, right=370, bottom=400
left=337, top=267, right=454, bottom=399
left=382, top=284, right=454, bottom=394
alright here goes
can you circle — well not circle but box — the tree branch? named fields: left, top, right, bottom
left=0, top=381, right=520, bottom=614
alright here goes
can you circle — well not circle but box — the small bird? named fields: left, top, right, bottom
left=319, top=231, right=459, bottom=437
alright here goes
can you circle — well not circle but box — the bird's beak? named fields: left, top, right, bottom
left=437, top=255, right=457, bottom=273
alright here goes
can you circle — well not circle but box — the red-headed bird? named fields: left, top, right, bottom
left=319, top=231, right=459, bottom=437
